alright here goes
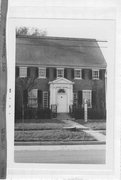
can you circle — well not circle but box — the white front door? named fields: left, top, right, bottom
left=57, top=94, right=68, bottom=113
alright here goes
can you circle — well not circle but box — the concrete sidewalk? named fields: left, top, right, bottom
left=15, top=144, right=105, bottom=151
left=62, top=119, right=106, bottom=142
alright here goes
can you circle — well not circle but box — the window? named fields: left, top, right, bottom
left=57, top=68, right=64, bottom=78
left=43, top=91, right=48, bottom=108
left=73, top=92, right=78, bottom=106
left=74, top=69, right=82, bottom=79
left=92, top=70, right=99, bottom=80
left=19, top=67, right=27, bottom=77
left=38, top=68, right=46, bottom=78
left=28, top=89, right=38, bottom=108
left=82, top=90, right=92, bottom=108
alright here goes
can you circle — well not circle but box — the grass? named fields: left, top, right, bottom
left=15, top=118, right=105, bottom=143
left=74, top=119, right=106, bottom=130
left=15, top=122, right=65, bottom=130
left=15, top=129, right=97, bottom=142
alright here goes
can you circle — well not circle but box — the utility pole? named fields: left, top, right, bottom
left=0, top=0, right=8, bottom=178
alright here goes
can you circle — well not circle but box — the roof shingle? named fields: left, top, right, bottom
left=16, top=36, right=107, bottom=68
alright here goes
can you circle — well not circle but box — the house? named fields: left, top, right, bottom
left=15, top=35, right=107, bottom=120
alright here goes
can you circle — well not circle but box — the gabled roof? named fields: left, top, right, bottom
left=49, top=77, right=74, bottom=85
left=16, top=35, right=107, bottom=68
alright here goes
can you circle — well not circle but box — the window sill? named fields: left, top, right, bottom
left=37, top=77, right=46, bottom=79
left=74, top=78, right=82, bottom=80
left=92, top=78, right=99, bottom=80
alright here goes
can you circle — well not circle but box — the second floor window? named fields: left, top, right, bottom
left=57, top=68, right=64, bottom=78
left=19, top=67, right=27, bottom=78
left=74, top=69, right=82, bottom=79
left=92, top=70, right=99, bottom=80
left=38, top=68, right=46, bottom=78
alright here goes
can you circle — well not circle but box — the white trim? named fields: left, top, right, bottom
left=56, top=68, right=64, bottom=78
left=74, top=69, right=82, bottom=79
left=92, top=69, right=99, bottom=80
left=38, top=67, right=46, bottom=79
left=43, top=91, right=48, bottom=108
left=82, top=90, right=92, bottom=108
left=19, top=66, right=27, bottom=77
left=28, top=89, right=38, bottom=108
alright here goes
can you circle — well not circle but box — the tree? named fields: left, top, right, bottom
left=16, top=27, right=29, bottom=36
left=16, top=27, right=47, bottom=37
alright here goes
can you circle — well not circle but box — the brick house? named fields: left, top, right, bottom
left=15, top=35, right=107, bottom=120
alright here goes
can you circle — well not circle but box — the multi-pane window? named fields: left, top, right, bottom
left=82, top=90, right=92, bottom=108
left=74, top=69, right=82, bottom=79
left=28, top=89, right=38, bottom=108
left=73, top=92, right=78, bottom=106
left=38, top=68, right=46, bottom=78
left=19, top=67, right=27, bottom=77
left=92, top=70, right=99, bottom=80
left=57, top=68, right=64, bottom=78
left=43, top=91, right=48, bottom=108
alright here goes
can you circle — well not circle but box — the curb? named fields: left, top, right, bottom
left=15, top=141, right=106, bottom=146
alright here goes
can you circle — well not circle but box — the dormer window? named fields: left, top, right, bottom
left=92, top=69, right=99, bottom=80
left=57, top=68, right=64, bottom=78
left=38, top=67, right=46, bottom=78
left=74, top=69, right=82, bottom=79
left=19, top=67, right=27, bottom=78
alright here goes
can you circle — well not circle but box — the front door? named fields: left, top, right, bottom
left=57, top=93, right=68, bottom=113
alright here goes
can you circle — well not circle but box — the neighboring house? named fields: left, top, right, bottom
left=15, top=35, right=107, bottom=120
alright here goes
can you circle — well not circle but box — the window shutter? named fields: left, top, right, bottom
left=53, top=68, right=56, bottom=78
left=92, top=90, right=96, bottom=107
left=88, top=69, right=92, bottom=79
left=27, top=67, right=30, bottom=77
left=78, top=91, right=82, bottom=106
left=82, top=69, right=85, bottom=79
left=23, top=90, right=28, bottom=105
left=64, top=68, right=67, bottom=78
left=46, top=68, right=49, bottom=78
left=35, top=67, right=38, bottom=78
left=38, top=90, right=43, bottom=107
left=16, top=67, right=19, bottom=77
left=99, top=69, right=105, bottom=80
left=48, top=91, right=50, bottom=107
left=71, top=69, right=74, bottom=79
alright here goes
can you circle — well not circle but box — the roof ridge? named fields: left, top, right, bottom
left=16, top=35, right=99, bottom=42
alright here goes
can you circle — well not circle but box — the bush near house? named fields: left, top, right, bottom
left=70, top=107, right=106, bottom=120
left=15, top=108, right=51, bottom=123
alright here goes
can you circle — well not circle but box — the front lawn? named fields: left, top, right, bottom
left=15, top=122, right=65, bottom=131
left=74, top=119, right=106, bottom=130
left=15, top=129, right=97, bottom=142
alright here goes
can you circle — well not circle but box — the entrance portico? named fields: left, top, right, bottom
left=49, top=77, right=74, bottom=113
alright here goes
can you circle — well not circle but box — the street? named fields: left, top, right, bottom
left=14, top=144, right=105, bottom=164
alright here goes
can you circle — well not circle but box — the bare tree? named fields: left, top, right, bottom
left=16, top=27, right=47, bottom=37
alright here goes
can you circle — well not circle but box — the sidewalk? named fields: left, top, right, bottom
left=62, top=118, right=106, bottom=142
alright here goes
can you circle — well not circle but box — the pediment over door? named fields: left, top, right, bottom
left=49, top=77, right=74, bottom=85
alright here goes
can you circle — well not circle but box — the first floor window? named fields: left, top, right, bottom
left=28, top=89, right=38, bottom=108
left=19, top=67, right=27, bottom=78
left=38, top=67, right=46, bottom=78
left=43, top=91, right=48, bottom=108
left=92, top=69, right=99, bottom=80
left=57, top=68, right=64, bottom=78
left=74, top=69, right=82, bottom=79
left=82, top=90, right=92, bottom=108
left=73, top=92, right=78, bottom=106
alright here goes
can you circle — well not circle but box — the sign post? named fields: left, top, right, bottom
left=84, top=99, right=88, bottom=122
